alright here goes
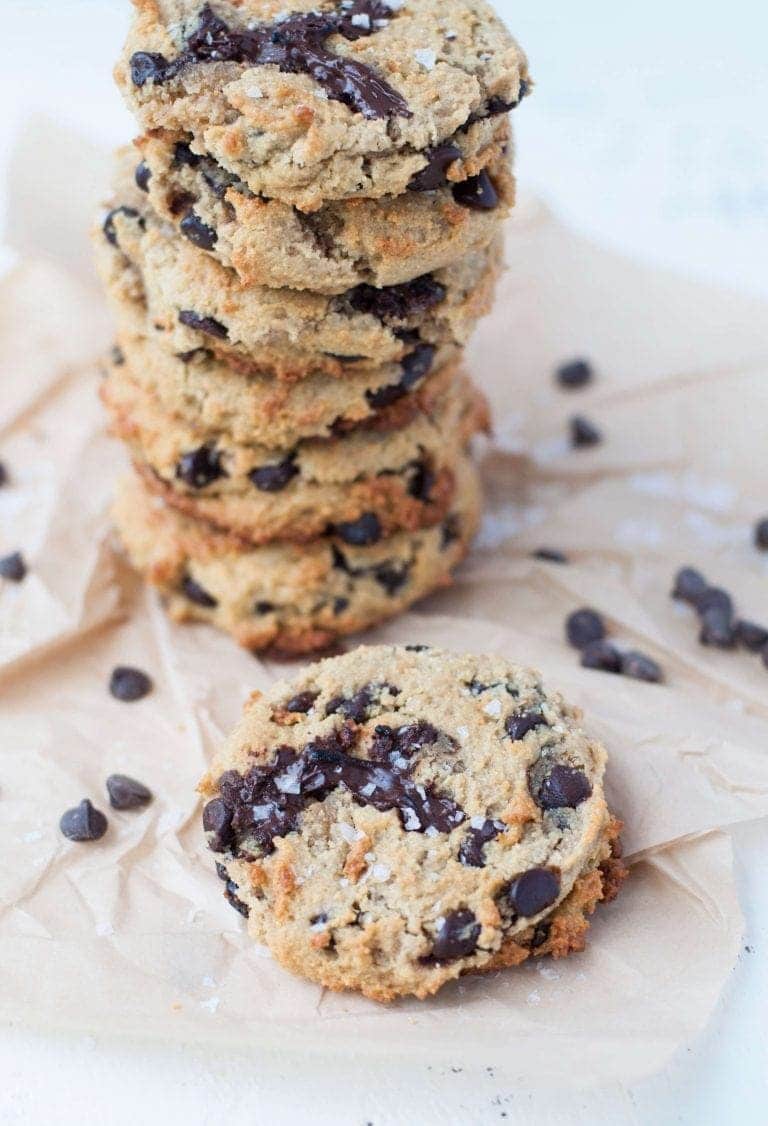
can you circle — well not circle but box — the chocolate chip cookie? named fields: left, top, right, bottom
left=117, top=0, right=530, bottom=210
left=199, top=644, right=625, bottom=1000
left=113, top=454, right=481, bottom=652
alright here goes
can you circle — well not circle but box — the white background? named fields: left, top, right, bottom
left=1, top=2, right=767, bottom=1123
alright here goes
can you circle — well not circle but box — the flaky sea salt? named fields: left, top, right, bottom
left=456, top=725, right=469, bottom=742
left=413, top=47, right=437, bottom=70
left=245, top=84, right=263, bottom=99
left=483, top=698, right=502, bottom=717
left=337, top=822, right=360, bottom=843
left=351, top=12, right=370, bottom=28
left=371, top=863, right=391, bottom=882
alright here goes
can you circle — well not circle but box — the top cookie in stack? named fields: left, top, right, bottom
left=97, top=0, right=530, bottom=653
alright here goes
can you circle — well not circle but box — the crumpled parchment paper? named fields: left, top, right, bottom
left=1, top=122, right=767, bottom=1086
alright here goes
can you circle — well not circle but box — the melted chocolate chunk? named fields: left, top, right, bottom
left=173, top=141, right=201, bottom=167
left=373, top=561, right=409, bottom=595
left=346, top=275, right=446, bottom=322
left=0, top=551, right=27, bottom=582
left=284, top=690, right=319, bottom=714
left=176, top=444, right=227, bottom=488
left=334, top=511, right=382, bottom=546
left=207, top=722, right=465, bottom=857
left=566, top=608, right=605, bottom=650
left=135, top=160, right=152, bottom=191
left=427, top=909, right=481, bottom=961
left=249, top=456, right=299, bottom=492
left=535, top=765, right=592, bottom=810
left=556, top=358, right=593, bottom=389
left=130, top=3, right=411, bottom=120
left=60, top=799, right=108, bottom=842
left=735, top=620, right=768, bottom=652
left=181, top=575, right=218, bottom=608
left=325, top=681, right=398, bottom=723
left=365, top=344, right=435, bottom=408
left=407, top=460, right=435, bottom=502
left=109, top=666, right=153, bottom=702
left=620, top=650, right=664, bottom=683
left=106, top=774, right=153, bottom=810
left=180, top=210, right=218, bottom=250
left=459, top=818, right=506, bottom=867
left=580, top=639, right=622, bottom=673
left=179, top=309, right=228, bottom=339
left=506, top=867, right=560, bottom=917
left=505, top=711, right=546, bottom=741
left=451, top=170, right=499, bottom=210
left=369, top=721, right=451, bottom=765
left=570, top=414, right=602, bottom=448
left=224, top=878, right=250, bottom=916
left=102, top=205, right=142, bottom=247
left=408, top=143, right=462, bottom=191
left=672, top=566, right=708, bottom=604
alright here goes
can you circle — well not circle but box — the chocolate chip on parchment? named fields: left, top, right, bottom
left=60, top=799, right=108, bottom=842
left=569, top=414, right=602, bottom=448
left=671, top=566, right=708, bottom=604
left=620, top=650, right=664, bottom=683
left=106, top=774, right=153, bottom=810
left=556, top=358, right=593, bottom=389
left=0, top=551, right=27, bottom=582
left=699, top=606, right=736, bottom=649
left=109, top=666, right=153, bottom=702
left=506, top=867, right=560, bottom=917
left=696, top=586, right=733, bottom=618
left=451, top=170, right=499, bottom=210
left=334, top=512, right=382, bottom=546
left=580, top=639, right=622, bottom=673
left=735, top=620, right=768, bottom=652
left=566, top=608, right=605, bottom=649
left=428, top=909, right=481, bottom=961
left=180, top=211, right=218, bottom=250
left=181, top=575, right=218, bottom=608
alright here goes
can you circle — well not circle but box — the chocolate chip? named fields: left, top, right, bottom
left=284, top=690, right=319, bottom=714
left=130, top=4, right=411, bottom=120
left=135, top=160, right=151, bottom=192
left=106, top=774, right=153, bottom=810
left=335, top=512, right=382, bottom=546
left=506, top=868, right=560, bottom=917
left=179, top=309, right=228, bottom=339
left=440, top=514, right=460, bottom=549
left=254, top=600, right=275, bottom=614
left=451, top=170, right=499, bottom=210
left=111, top=344, right=125, bottom=366
left=176, top=445, right=227, bottom=488
left=699, top=606, right=736, bottom=648
left=109, top=666, right=153, bottom=702
left=325, top=682, right=395, bottom=723
left=407, top=460, right=435, bottom=502
left=224, top=879, right=250, bottom=917
left=505, top=711, right=546, bottom=740
left=428, top=909, right=481, bottom=961
left=249, top=456, right=299, bottom=492
left=365, top=344, right=435, bottom=408
left=181, top=575, right=218, bottom=608
left=530, top=921, right=550, bottom=949
left=556, top=359, right=593, bottom=389
left=333, top=597, right=349, bottom=614
left=580, top=639, right=622, bottom=673
left=202, top=798, right=233, bottom=852
left=735, top=620, right=768, bottom=652
left=0, top=461, right=7, bottom=487
left=566, top=608, right=605, bottom=649
left=408, top=143, right=462, bottom=191
left=373, top=561, right=409, bottom=595
left=173, top=141, right=201, bottom=167
left=620, top=650, right=664, bottom=683
left=405, top=643, right=430, bottom=651
left=696, top=586, right=733, bottom=617
left=459, top=818, right=506, bottom=867
left=0, top=551, right=27, bottom=582
left=535, top=765, right=592, bottom=810
left=180, top=211, right=218, bottom=250
left=60, top=799, right=108, bottom=842
left=532, top=548, right=568, bottom=563
left=176, top=347, right=213, bottom=364
left=346, top=275, right=446, bottom=321
left=570, top=415, right=602, bottom=448
left=102, top=205, right=141, bottom=247
left=754, top=518, right=768, bottom=550
left=672, top=566, right=708, bottom=604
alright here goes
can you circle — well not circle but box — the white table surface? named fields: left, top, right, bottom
left=2, top=3, right=767, bottom=1122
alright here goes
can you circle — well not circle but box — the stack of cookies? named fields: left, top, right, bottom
left=95, top=0, right=530, bottom=653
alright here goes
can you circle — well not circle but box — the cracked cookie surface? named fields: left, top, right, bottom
left=199, top=644, right=626, bottom=1000
left=113, top=455, right=481, bottom=652
left=117, top=0, right=530, bottom=209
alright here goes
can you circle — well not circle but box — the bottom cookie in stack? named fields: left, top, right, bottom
left=114, top=455, right=481, bottom=654
left=199, top=645, right=627, bottom=1001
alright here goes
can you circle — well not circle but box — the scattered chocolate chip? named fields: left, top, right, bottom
left=529, top=920, right=550, bottom=949
left=408, top=143, right=462, bottom=191
left=109, top=666, right=153, bottom=702
left=333, top=597, right=349, bottom=614
left=556, top=358, right=593, bottom=389
left=451, top=170, right=499, bottom=210
left=566, top=608, right=605, bottom=650
left=506, top=867, right=560, bottom=917
left=620, top=650, right=664, bottom=683
left=754, top=518, right=768, bottom=550
left=130, top=4, right=411, bottom=120
left=106, top=774, right=153, bottom=810
left=0, top=551, right=27, bottom=582
left=570, top=415, right=602, bottom=448
left=535, top=765, right=592, bottom=810
left=580, top=639, right=622, bottom=673
left=60, top=799, right=108, bottom=842
left=202, top=797, right=233, bottom=852
left=325, top=682, right=396, bottom=723
left=699, top=606, right=736, bottom=648
left=284, top=690, right=319, bottom=714
left=532, top=548, right=568, bottom=563
left=254, top=600, right=275, bottom=614
left=672, top=566, right=708, bottom=604
left=440, top=514, right=460, bottom=549
left=180, top=210, right=218, bottom=250
left=346, top=275, right=446, bottom=321
left=459, top=818, right=506, bottom=867
left=102, top=205, right=141, bottom=246
left=735, top=620, right=768, bottom=652
left=334, top=512, right=382, bottom=546
left=249, top=456, right=299, bottom=492
left=505, top=711, right=546, bottom=740
left=178, top=309, right=228, bottom=339
left=407, top=460, right=435, bottom=502
left=366, top=344, right=435, bottom=408
left=134, top=160, right=151, bottom=192
left=181, top=575, right=218, bottom=608
left=428, top=909, right=481, bottom=961
left=373, top=561, right=409, bottom=595
left=176, top=444, right=227, bottom=488
left=696, top=586, right=733, bottom=617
